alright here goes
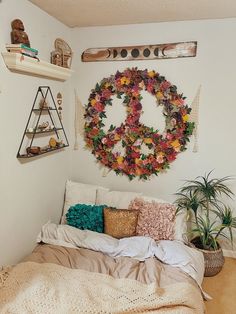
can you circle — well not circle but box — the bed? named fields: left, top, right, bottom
left=0, top=181, right=206, bottom=313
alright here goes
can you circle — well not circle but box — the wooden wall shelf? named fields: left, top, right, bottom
left=17, top=86, right=69, bottom=159
left=1, top=52, right=73, bottom=81
left=17, top=144, right=69, bottom=159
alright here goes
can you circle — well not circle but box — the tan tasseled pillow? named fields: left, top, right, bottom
left=103, top=207, right=139, bottom=239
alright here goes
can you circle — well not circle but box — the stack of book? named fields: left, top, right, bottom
left=5, top=44, right=38, bottom=59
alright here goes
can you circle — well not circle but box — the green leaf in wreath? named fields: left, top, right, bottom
left=108, top=124, right=116, bottom=132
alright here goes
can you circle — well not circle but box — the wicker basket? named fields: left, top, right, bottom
left=190, top=238, right=225, bottom=277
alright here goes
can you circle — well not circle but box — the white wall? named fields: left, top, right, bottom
left=0, top=0, right=73, bottom=265
left=70, top=19, right=236, bottom=248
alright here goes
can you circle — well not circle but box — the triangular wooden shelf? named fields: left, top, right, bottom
left=17, top=86, right=69, bottom=159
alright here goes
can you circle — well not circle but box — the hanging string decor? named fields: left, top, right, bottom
left=84, top=68, right=194, bottom=180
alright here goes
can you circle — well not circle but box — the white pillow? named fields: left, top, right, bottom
left=96, top=189, right=142, bottom=209
left=174, top=211, right=188, bottom=242
left=61, top=180, right=109, bottom=224
left=140, top=195, right=187, bottom=242
left=141, top=195, right=167, bottom=203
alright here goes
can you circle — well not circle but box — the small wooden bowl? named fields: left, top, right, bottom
left=26, top=146, right=41, bottom=155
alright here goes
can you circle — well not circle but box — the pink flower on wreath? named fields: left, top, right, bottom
left=126, top=115, right=139, bottom=126
left=95, top=94, right=101, bottom=102
left=94, top=102, right=104, bottom=112
left=131, top=151, right=141, bottom=159
left=147, top=82, right=154, bottom=93
left=134, top=102, right=142, bottom=111
left=170, top=118, right=177, bottom=127
left=166, top=133, right=174, bottom=141
left=106, top=139, right=115, bottom=147
left=142, top=159, right=150, bottom=166
left=156, top=153, right=164, bottom=164
left=131, top=85, right=140, bottom=97
left=160, top=141, right=169, bottom=150
left=167, top=152, right=177, bottom=162
left=133, top=138, right=142, bottom=146
left=101, top=138, right=108, bottom=144
left=160, top=81, right=171, bottom=92
left=102, top=89, right=112, bottom=99
left=171, top=97, right=185, bottom=106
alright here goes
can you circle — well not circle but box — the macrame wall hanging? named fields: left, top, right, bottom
left=84, top=68, right=195, bottom=181
left=190, top=86, right=201, bottom=153
left=74, top=89, right=85, bottom=150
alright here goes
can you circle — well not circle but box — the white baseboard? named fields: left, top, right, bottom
left=223, top=249, right=236, bottom=258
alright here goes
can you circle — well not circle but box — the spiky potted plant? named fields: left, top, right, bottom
left=175, top=171, right=236, bottom=276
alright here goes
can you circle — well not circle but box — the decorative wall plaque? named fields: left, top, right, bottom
left=82, top=41, right=197, bottom=62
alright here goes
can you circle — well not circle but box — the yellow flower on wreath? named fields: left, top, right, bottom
left=104, top=82, right=111, bottom=89
left=144, top=138, right=152, bottom=144
left=135, top=158, right=141, bottom=165
left=148, top=71, right=155, bottom=78
left=90, top=99, right=97, bottom=106
left=156, top=91, right=164, bottom=100
left=114, top=133, right=121, bottom=141
left=183, top=114, right=189, bottom=122
left=120, top=77, right=130, bottom=85
left=171, top=139, right=181, bottom=152
left=117, top=156, right=124, bottom=165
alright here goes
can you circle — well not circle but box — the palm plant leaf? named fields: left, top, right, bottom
left=229, top=227, right=234, bottom=249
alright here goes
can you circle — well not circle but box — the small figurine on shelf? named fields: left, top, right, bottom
left=26, top=146, right=41, bottom=155
left=37, top=121, right=49, bottom=131
left=11, top=19, right=30, bottom=47
left=57, top=92, right=63, bottom=120
left=49, top=137, right=64, bottom=149
left=51, top=38, right=72, bottom=68
left=39, top=98, right=49, bottom=109
left=51, top=51, right=62, bottom=66
left=49, top=137, right=57, bottom=148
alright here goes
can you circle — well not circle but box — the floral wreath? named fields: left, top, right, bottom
left=84, top=68, right=194, bottom=180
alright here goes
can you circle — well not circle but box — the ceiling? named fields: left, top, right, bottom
left=29, top=0, right=236, bottom=28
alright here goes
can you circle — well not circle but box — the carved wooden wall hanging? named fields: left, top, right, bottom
left=82, top=41, right=197, bottom=62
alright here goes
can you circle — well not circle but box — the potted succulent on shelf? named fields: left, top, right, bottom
left=175, top=171, right=236, bottom=276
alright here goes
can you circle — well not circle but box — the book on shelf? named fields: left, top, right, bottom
left=21, top=53, right=39, bottom=60
left=7, top=48, right=38, bottom=58
left=5, top=43, right=38, bottom=54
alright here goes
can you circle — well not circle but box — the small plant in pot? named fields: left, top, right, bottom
left=175, top=171, right=236, bottom=276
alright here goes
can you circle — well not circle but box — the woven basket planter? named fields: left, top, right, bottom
left=190, top=237, right=225, bottom=277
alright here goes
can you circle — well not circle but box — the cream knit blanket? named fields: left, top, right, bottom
left=0, top=262, right=204, bottom=314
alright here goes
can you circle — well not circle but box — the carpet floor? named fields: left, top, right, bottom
left=202, top=257, right=236, bottom=314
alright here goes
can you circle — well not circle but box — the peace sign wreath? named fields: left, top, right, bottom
left=84, top=68, right=194, bottom=180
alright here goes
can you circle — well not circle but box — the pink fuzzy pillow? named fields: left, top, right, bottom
left=128, top=198, right=175, bottom=241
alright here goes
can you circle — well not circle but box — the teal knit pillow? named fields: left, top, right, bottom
left=66, top=204, right=107, bottom=233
